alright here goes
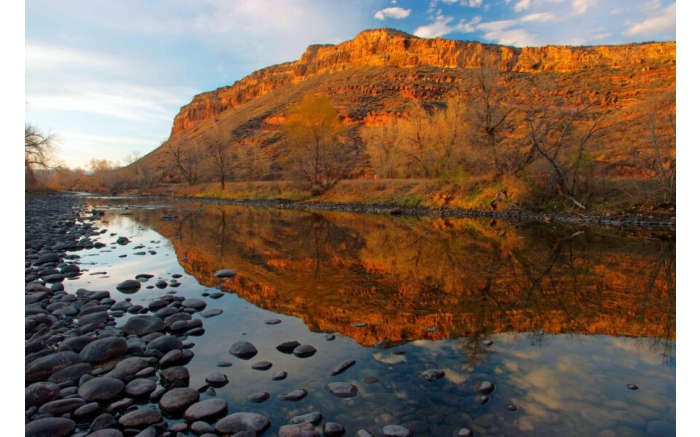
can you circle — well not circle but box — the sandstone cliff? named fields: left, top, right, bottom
left=170, top=28, right=675, bottom=136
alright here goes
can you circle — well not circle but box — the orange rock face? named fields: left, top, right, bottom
left=170, top=29, right=675, bottom=137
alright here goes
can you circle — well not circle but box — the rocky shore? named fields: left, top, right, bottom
left=176, top=196, right=676, bottom=229
left=27, top=194, right=480, bottom=437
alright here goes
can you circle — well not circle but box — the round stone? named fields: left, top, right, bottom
left=26, top=351, right=81, bottom=383
left=279, top=423, right=317, bottom=437
left=49, top=362, right=93, bottom=384
left=80, top=336, right=128, bottom=363
left=383, top=425, right=412, bottom=437
left=475, top=380, right=495, bottom=394
left=247, top=392, right=270, bottom=403
left=37, top=398, right=86, bottom=415
left=272, top=371, right=287, bottom=380
left=324, top=422, right=345, bottom=437
left=293, top=344, right=316, bottom=358
left=327, top=382, right=358, bottom=398
left=229, top=341, right=257, bottom=359
left=206, top=372, right=229, bottom=387
left=201, top=309, right=223, bottom=318
left=278, top=389, right=307, bottom=401
left=25, top=417, right=75, bottom=437
left=118, top=407, right=162, bottom=427
left=291, top=411, right=322, bottom=425
left=332, top=359, right=356, bottom=376
left=25, top=381, right=60, bottom=407
left=123, top=315, right=164, bottom=336
left=251, top=361, right=272, bottom=371
left=159, top=387, right=200, bottom=414
left=160, top=366, right=190, bottom=388
left=116, top=279, right=141, bottom=293
left=105, top=356, right=151, bottom=380
left=420, top=369, right=445, bottom=382
left=147, top=334, right=183, bottom=354
left=183, top=298, right=206, bottom=311
left=190, top=421, right=215, bottom=434
left=184, top=398, right=228, bottom=422
left=86, top=429, right=124, bottom=437
left=78, top=377, right=124, bottom=402
left=124, top=378, right=157, bottom=397
left=276, top=341, right=300, bottom=354
left=215, top=412, right=270, bottom=435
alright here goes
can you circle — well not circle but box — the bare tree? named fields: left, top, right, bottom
left=470, top=58, right=516, bottom=176
left=647, top=106, right=676, bottom=204
left=208, top=140, right=234, bottom=190
left=524, top=103, right=605, bottom=209
left=239, top=145, right=270, bottom=180
left=167, top=143, right=201, bottom=186
left=360, top=117, right=403, bottom=178
left=25, top=124, right=55, bottom=190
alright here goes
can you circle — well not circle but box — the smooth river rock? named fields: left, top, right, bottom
left=25, top=417, right=76, bottom=437
left=229, top=341, right=258, bottom=359
left=382, top=425, right=413, bottom=437
left=124, top=378, right=157, bottom=397
left=419, top=369, right=445, bottom=382
left=116, top=279, right=141, bottom=293
left=78, top=377, right=124, bottom=402
left=122, top=315, right=164, bottom=336
left=293, top=344, right=316, bottom=358
left=327, top=382, right=358, bottom=398
left=118, top=407, right=162, bottom=428
left=80, top=336, right=128, bottom=363
left=183, top=398, right=228, bottom=422
left=214, top=412, right=270, bottom=435
left=158, top=387, right=200, bottom=414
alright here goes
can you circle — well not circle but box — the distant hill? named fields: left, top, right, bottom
left=135, top=28, right=675, bottom=180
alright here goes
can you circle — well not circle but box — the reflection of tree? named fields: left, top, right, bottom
left=123, top=201, right=675, bottom=350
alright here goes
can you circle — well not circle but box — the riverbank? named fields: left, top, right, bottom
left=122, top=177, right=675, bottom=229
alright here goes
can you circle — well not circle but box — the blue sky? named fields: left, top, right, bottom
left=25, top=0, right=676, bottom=169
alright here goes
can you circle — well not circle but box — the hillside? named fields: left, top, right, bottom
left=130, top=28, right=675, bottom=207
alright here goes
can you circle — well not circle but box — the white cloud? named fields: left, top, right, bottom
left=468, top=0, right=483, bottom=6
left=26, top=44, right=124, bottom=72
left=482, top=28, right=538, bottom=46
left=476, top=19, right=519, bottom=32
left=455, top=16, right=482, bottom=32
left=521, top=12, right=556, bottom=22
left=514, top=0, right=532, bottom=12
left=571, top=0, right=598, bottom=15
left=26, top=44, right=194, bottom=122
left=414, top=15, right=455, bottom=38
left=624, top=2, right=675, bottom=36
left=374, top=7, right=412, bottom=20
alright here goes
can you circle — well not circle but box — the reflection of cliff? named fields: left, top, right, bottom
left=127, top=203, right=675, bottom=346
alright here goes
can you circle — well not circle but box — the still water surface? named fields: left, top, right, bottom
left=71, top=197, right=675, bottom=436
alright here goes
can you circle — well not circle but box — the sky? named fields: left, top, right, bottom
left=25, top=0, right=676, bottom=169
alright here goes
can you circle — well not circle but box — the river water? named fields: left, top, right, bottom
left=68, top=196, right=675, bottom=436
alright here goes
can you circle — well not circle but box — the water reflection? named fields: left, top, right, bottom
left=81, top=199, right=674, bottom=436
left=114, top=202, right=674, bottom=349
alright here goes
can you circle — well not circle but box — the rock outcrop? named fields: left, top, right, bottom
left=170, top=29, right=675, bottom=136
